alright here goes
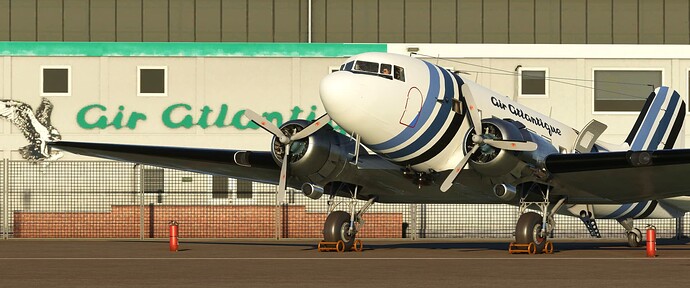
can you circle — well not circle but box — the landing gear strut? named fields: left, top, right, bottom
left=321, top=132, right=374, bottom=251
left=512, top=184, right=565, bottom=254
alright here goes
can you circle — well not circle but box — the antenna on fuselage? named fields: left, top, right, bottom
left=406, top=46, right=419, bottom=57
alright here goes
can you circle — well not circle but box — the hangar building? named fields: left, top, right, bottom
left=0, top=1, right=687, bottom=240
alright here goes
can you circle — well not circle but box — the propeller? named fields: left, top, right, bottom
left=243, top=110, right=331, bottom=203
left=440, top=85, right=538, bottom=192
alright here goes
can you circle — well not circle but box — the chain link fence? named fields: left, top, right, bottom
left=0, top=160, right=686, bottom=240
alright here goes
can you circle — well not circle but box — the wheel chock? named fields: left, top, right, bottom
left=508, top=241, right=554, bottom=254
left=352, top=239, right=364, bottom=252
left=317, top=239, right=364, bottom=252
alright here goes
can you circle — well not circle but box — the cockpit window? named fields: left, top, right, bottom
left=394, top=66, right=405, bottom=81
left=344, top=61, right=354, bottom=71
left=354, top=61, right=379, bottom=73
left=380, top=64, right=392, bottom=75
left=342, top=60, right=404, bottom=81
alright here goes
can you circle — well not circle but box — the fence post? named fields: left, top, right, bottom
left=677, top=216, right=684, bottom=240
left=275, top=203, right=281, bottom=240
left=410, top=204, right=417, bottom=240
left=3, top=159, right=7, bottom=239
left=138, top=164, right=144, bottom=240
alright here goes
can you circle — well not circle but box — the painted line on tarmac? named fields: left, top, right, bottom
left=0, top=257, right=689, bottom=260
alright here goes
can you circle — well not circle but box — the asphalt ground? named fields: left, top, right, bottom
left=0, top=238, right=688, bottom=288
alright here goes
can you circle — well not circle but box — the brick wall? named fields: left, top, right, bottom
left=13, top=205, right=403, bottom=238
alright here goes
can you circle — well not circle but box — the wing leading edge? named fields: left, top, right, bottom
left=48, top=141, right=280, bottom=184
left=545, top=149, right=690, bottom=202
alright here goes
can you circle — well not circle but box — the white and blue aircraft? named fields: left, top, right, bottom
left=50, top=52, right=690, bottom=252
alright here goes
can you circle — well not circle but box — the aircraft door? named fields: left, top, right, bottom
left=400, top=87, right=423, bottom=128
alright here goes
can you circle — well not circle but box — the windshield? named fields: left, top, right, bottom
left=342, top=60, right=405, bottom=82
left=354, top=61, right=379, bottom=73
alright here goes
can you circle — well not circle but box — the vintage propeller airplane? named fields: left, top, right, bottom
left=50, top=52, right=690, bottom=252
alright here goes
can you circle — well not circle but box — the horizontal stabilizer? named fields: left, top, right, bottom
left=544, top=149, right=690, bottom=202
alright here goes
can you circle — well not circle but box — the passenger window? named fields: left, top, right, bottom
left=354, top=61, right=379, bottom=73
left=380, top=64, right=392, bottom=75
left=394, top=66, right=405, bottom=81
left=340, top=64, right=345, bottom=71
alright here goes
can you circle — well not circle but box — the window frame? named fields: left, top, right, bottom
left=517, top=67, right=549, bottom=98
left=687, top=68, right=690, bottom=114
left=591, top=67, right=664, bottom=115
left=40, top=65, right=72, bottom=97
left=137, top=66, right=168, bottom=97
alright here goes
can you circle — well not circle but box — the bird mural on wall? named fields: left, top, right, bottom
left=0, top=98, right=63, bottom=161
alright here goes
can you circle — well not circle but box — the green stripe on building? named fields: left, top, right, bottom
left=0, top=42, right=387, bottom=57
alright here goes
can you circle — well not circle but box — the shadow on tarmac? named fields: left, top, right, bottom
left=121, top=238, right=690, bottom=253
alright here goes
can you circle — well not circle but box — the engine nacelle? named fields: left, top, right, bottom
left=271, top=120, right=354, bottom=185
left=463, top=118, right=558, bottom=180
left=301, top=183, right=324, bottom=200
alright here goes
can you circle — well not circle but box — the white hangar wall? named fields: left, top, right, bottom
left=0, top=43, right=689, bottom=160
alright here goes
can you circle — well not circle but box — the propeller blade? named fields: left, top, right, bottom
left=243, top=109, right=289, bottom=144
left=277, top=143, right=290, bottom=204
left=461, top=84, right=483, bottom=136
left=440, top=144, right=480, bottom=192
left=483, top=139, right=538, bottom=151
left=291, top=114, right=331, bottom=141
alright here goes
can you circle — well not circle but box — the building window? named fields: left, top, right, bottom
left=143, top=168, right=164, bottom=203
left=236, top=179, right=252, bottom=199
left=593, top=70, right=661, bottom=112
left=212, top=176, right=229, bottom=199
left=518, top=68, right=547, bottom=97
left=40, top=66, right=71, bottom=96
left=137, top=66, right=167, bottom=96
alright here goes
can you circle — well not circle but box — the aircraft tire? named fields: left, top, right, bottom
left=515, top=212, right=547, bottom=253
left=323, top=211, right=355, bottom=250
left=627, top=229, right=642, bottom=247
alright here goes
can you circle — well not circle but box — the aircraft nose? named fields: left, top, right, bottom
left=319, top=72, right=363, bottom=130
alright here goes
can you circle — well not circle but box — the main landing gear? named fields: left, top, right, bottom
left=510, top=184, right=565, bottom=254
left=320, top=190, right=375, bottom=252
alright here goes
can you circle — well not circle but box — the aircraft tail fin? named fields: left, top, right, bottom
left=625, top=86, right=685, bottom=150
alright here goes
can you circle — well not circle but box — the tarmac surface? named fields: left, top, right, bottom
left=0, top=238, right=688, bottom=287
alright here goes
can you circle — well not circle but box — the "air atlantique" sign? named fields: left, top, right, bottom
left=76, top=104, right=343, bottom=132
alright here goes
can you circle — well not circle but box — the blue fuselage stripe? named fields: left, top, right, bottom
left=647, top=90, right=680, bottom=150
left=607, top=203, right=633, bottom=219
left=631, top=86, right=668, bottom=150
left=368, top=61, right=440, bottom=151
left=383, top=67, right=456, bottom=159
left=623, top=201, right=649, bottom=219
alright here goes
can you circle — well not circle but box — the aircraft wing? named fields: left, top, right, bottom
left=544, top=149, right=690, bottom=203
left=49, top=141, right=281, bottom=184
